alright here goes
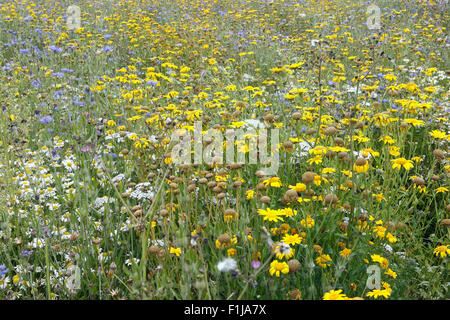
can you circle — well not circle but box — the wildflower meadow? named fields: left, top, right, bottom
left=0, top=0, right=449, bottom=301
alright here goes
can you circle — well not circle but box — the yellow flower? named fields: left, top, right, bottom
left=258, top=208, right=284, bottom=223
left=341, top=170, right=352, bottom=177
left=371, top=254, right=389, bottom=270
left=386, top=233, right=397, bottom=243
left=340, top=248, right=352, bottom=258
left=391, top=158, right=414, bottom=170
left=379, top=136, right=395, bottom=145
left=169, top=247, right=181, bottom=256
left=373, top=225, right=387, bottom=239
left=403, top=118, right=425, bottom=127
left=289, top=183, right=307, bottom=192
left=433, top=245, right=449, bottom=258
left=353, top=159, right=369, bottom=173
left=13, top=274, right=20, bottom=285
left=315, top=254, right=332, bottom=268
left=224, top=210, right=238, bottom=222
left=323, top=289, right=350, bottom=300
left=372, top=193, right=386, bottom=202
left=307, top=155, right=322, bottom=165
left=281, top=208, right=297, bottom=217
left=269, top=260, right=289, bottom=277
left=361, top=148, right=379, bottom=157
left=263, top=177, right=282, bottom=188
left=229, top=121, right=245, bottom=128
left=385, top=268, right=397, bottom=278
left=300, top=215, right=315, bottom=229
left=215, top=235, right=238, bottom=249
left=384, top=74, right=397, bottom=82
left=273, top=242, right=295, bottom=260
left=366, top=289, right=391, bottom=299
left=227, top=248, right=236, bottom=257
left=322, top=167, right=336, bottom=174
left=429, top=130, right=446, bottom=139
left=246, top=189, right=255, bottom=199
left=389, top=146, right=400, bottom=156
left=435, top=187, right=448, bottom=194
left=313, top=175, right=322, bottom=186
left=282, top=233, right=303, bottom=246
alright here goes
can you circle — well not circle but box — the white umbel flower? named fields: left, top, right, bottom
left=217, top=258, right=237, bottom=272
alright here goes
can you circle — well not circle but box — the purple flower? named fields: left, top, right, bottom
left=39, top=116, right=53, bottom=124
left=21, top=250, right=33, bottom=257
left=251, top=261, right=261, bottom=270
left=80, top=145, right=91, bottom=152
left=0, top=264, right=8, bottom=276
left=31, top=79, right=41, bottom=88
left=101, top=45, right=113, bottom=53
left=147, top=80, right=159, bottom=86
left=48, top=45, right=62, bottom=53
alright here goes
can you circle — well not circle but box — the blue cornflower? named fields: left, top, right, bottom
left=0, top=264, right=8, bottom=276
left=39, top=116, right=53, bottom=124
left=147, top=80, right=159, bottom=86
left=48, top=45, right=62, bottom=53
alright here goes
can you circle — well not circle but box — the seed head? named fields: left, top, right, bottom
left=302, top=171, right=316, bottom=184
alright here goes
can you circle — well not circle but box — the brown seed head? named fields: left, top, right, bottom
left=218, top=234, right=231, bottom=244
left=288, top=259, right=301, bottom=274
left=355, top=157, right=367, bottom=166
left=302, top=171, right=316, bottom=184
left=433, top=149, right=444, bottom=160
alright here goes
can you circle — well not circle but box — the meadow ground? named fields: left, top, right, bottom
left=0, top=0, right=448, bottom=300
